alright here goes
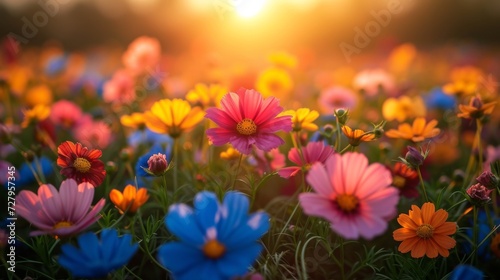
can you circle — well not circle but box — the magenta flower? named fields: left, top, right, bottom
left=205, top=88, right=292, bottom=154
left=16, top=179, right=105, bottom=237
left=103, top=69, right=136, bottom=105
left=318, top=86, right=357, bottom=114
left=299, top=152, right=399, bottom=239
left=50, top=100, right=83, bottom=129
left=74, top=120, right=112, bottom=149
left=278, top=141, right=334, bottom=178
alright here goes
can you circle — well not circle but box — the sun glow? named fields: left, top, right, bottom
left=234, top=0, right=267, bottom=18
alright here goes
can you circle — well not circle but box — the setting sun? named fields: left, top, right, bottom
left=234, top=0, right=267, bottom=18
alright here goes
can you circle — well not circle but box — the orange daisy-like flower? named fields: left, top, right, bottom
left=385, top=117, right=440, bottom=142
left=457, top=96, right=497, bottom=119
left=393, top=202, right=457, bottom=258
left=110, top=185, right=149, bottom=214
left=341, top=125, right=376, bottom=146
left=57, top=141, right=106, bottom=187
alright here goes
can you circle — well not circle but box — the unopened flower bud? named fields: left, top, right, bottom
left=106, top=161, right=117, bottom=173
left=476, top=171, right=499, bottom=190
left=466, top=183, right=492, bottom=205
left=452, top=169, right=465, bottom=184
left=147, top=153, right=169, bottom=176
left=405, top=146, right=424, bottom=168
left=22, top=150, right=35, bottom=162
left=334, top=109, right=349, bottom=126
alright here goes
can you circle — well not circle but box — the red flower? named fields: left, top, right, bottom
left=57, top=141, right=106, bottom=187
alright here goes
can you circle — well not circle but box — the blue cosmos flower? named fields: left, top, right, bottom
left=58, top=229, right=138, bottom=278
left=450, top=265, right=483, bottom=280
left=157, top=191, right=270, bottom=280
left=462, top=210, right=500, bottom=260
left=135, top=143, right=172, bottom=177
left=13, top=156, right=53, bottom=188
left=425, top=87, right=456, bottom=110
left=45, top=54, right=68, bottom=76
left=128, top=128, right=173, bottom=148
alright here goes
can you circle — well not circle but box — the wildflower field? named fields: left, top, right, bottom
left=1, top=1, right=500, bottom=279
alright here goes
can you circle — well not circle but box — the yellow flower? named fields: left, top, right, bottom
left=457, top=96, right=497, bottom=119
left=386, top=117, right=440, bottom=142
left=21, top=104, right=50, bottom=128
left=443, top=66, right=484, bottom=96
left=281, top=108, right=319, bottom=132
left=341, top=125, right=376, bottom=146
left=24, top=84, right=53, bottom=107
left=109, top=185, right=149, bottom=214
left=268, top=51, right=297, bottom=69
left=220, top=147, right=241, bottom=160
left=255, top=67, right=293, bottom=98
left=144, top=98, right=204, bottom=138
left=382, top=95, right=426, bottom=122
left=120, top=112, right=146, bottom=129
left=186, top=83, right=228, bottom=108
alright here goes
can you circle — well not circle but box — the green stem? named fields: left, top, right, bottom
left=335, top=117, right=341, bottom=150
left=475, top=119, right=483, bottom=173
left=339, top=144, right=352, bottom=154
left=231, top=153, right=243, bottom=190
left=173, top=138, right=179, bottom=191
left=339, top=237, right=346, bottom=280
left=417, top=167, right=429, bottom=202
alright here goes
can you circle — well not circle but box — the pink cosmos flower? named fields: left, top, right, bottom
left=122, top=36, right=161, bottom=76
left=74, top=120, right=112, bottom=149
left=278, top=141, right=334, bottom=178
left=16, top=179, right=105, bottom=237
left=318, top=86, right=357, bottom=114
left=50, top=100, right=83, bottom=129
left=205, top=88, right=292, bottom=154
left=299, top=152, right=399, bottom=240
left=353, top=69, right=396, bottom=97
left=103, top=69, right=136, bottom=105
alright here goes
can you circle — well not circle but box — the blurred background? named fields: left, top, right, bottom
left=1, top=0, right=500, bottom=56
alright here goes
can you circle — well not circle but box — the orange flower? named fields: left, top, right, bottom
left=442, top=66, right=484, bottom=96
left=393, top=202, right=457, bottom=258
left=385, top=117, right=440, bottom=142
left=341, top=125, right=376, bottom=146
left=109, top=185, right=149, bottom=214
left=457, top=96, right=497, bottom=119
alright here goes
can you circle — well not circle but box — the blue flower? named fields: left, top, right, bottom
left=128, top=128, right=173, bottom=149
left=425, top=87, right=456, bottom=110
left=45, top=54, right=68, bottom=76
left=58, top=229, right=138, bottom=278
left=135, top=143, right=172, bottom=177
left=12, top=156, right=54, bottom=188
left=463, top=210, right=500, bottom=260
left=157, top=191, right=269, bottom=280
left=450, top=265, right=483, bottom=280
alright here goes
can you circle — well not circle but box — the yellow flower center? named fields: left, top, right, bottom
left=203, top=239, right=226, bottom=259
left=73, top=157, right=91, bottom=173
left=53, top=221, right=73, bottom=230
left=393, top=175, right=406, bottom=188
left=416, top=224, right=434, bottom=239
left=336, top=194, right=359, bottom=213
left=236, top=118, right=257, bottom=136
